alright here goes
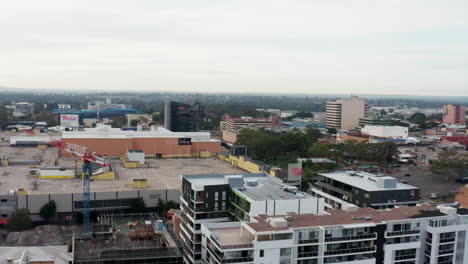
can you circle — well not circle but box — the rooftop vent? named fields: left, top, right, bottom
left=246, top=180, right=258, bottom=187
left=267, top=218, right=288, bottom=228
left=281, top=186, right=299, bottom=194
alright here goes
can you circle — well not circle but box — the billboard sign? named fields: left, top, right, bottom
left=288, top=163, right=303, bottom=183
left=60, top=114, right=79, bottom=127
left=178, top=138, right=192, bottom=145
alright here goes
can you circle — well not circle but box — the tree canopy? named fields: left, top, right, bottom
left=40, top=200, right=57, bottom=220
left=7, top=209, right=32, bottom=232
left=431, top=151, right=468, bottom=180
left=236, top=126, right=322, bottom=167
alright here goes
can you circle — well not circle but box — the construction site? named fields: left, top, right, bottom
left=0, top=129, right=245, bottom=225
left=73, top=213, right=183, bottom=263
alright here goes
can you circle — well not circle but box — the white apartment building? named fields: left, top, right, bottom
left=180, top=173, right=325, bottom=264
left=361, top=125, right=409, bottom=139
left=201, top=204, right=468, bottom=264
left=326, top=97, right=368, bottom=131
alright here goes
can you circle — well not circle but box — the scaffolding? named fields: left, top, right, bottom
left=73, top=213, right=183, bottom=263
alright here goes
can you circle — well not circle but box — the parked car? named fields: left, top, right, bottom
left=405, top=173, right=411, bottom=177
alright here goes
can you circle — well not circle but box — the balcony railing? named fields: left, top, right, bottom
left=211, top=236, right=253, bottom=250
left=386, top=230, right=420, bottom=237
left=394, top=254, right=417, bottom=261
left=207, top=245, right=253, bottom=263
left=324, top=246, right=376, bottom=256
left=221, top=257, right=254, bottom=263
left=438, top=249, right=454, bottom=255
left=298, top=238, right=319, bottom=244
left=297, top=252, right=319, bottom=258
left=325, top=233, right=377, bottom=242
left=439, top=237, right=456, bottom=243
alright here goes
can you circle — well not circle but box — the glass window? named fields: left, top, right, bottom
left=222, top=201, right=226, bottom=210
left=222, top=191, right=226, bottom=200
left=260, top=250, right=264, bottom=257
left=280, top=248, right=292, bottom=256
left=215, top=192, right=219, bottom=201
left=214, top=203, right=218, bottom=211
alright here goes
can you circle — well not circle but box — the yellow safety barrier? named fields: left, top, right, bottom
left=91, top=171, right=116, bottom=180
left=17, top=188, right=27, bottom=195
left=199, top=151, right=212, bottom=158
left=219, top=155, right=262, bottom=173
left=123, top=160, right=140, bottom=168
left=132, top=179, right=148, bottom=189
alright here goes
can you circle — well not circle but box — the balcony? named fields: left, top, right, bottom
left=211, top=236, right=253, bottom=250
left=439, top=237, right=456, bottom=243
left=299, top=238, right=319, bottom=244
left=325, top=233, right=377, bottom=242
left=297, top=252, right=319, bottom=258
left=221, top=257, right=254, bottom=263
left=324, top=246, right=376, bottom=256
left=394, top=254, right=417, bottom=261
left=207, top=245, right=253, bottom=263
left=386, top=230, right=420, bottom=237
left=438, top=249, right=454, bottom=255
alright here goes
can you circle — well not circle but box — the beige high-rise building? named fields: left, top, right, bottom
left=326, top=96, right=368, bottom=130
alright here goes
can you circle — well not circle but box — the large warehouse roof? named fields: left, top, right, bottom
left=62, top=125, right=217, bottom=141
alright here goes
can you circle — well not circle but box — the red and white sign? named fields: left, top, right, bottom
left=60, top=114, right=79, bottom=127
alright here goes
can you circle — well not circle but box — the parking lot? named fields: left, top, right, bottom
left=390, top=164, right=462, bottom=201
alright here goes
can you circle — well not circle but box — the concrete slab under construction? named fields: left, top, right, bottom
left=0, top=157, right=245, bottom=195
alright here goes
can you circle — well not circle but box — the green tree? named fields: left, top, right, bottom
left=380, top=109, right=387, bottom=116
left=431, top=151, right=468, bottom=180
left=295, top=111, right=314, bottom=119
left=130, top=119, right=139, bottom=127
left=36, top=110, right=58, bottom=127
left=308, top=142, right=331, bottom=158
left=236, top=128, right=265, bottom=153
left=281, top=132, right=307, bottom=158
left=409, top=113, right=426, bottom=127
left=7, top=209, right=32, bottom=232
left=254, top=135, right=286, bottom=163
left=156, top=199, right=180, bottom=217
left=152, top=113, right=161, bottom=123
left=40, top=200, right=56, bottom=220
left=0, top=104, right=12, bottom=129
left=111, top=116, right=128, bottom=128
left=130, top=197, right=146, bottom=213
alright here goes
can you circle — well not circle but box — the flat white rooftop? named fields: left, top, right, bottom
left=319, top=171, right=418, bottom=192
left=62, top=125, right=218, bottom=142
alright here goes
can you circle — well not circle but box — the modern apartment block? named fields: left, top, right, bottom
left=165, top=101, right=200, bottom=132
left=311, top=171, right=419, bottom=209
left=201, top=204, right=468, bottom=264
left=326, top=97, right=368, bottom=131
left=180, top=173, right=325, bottom=264
left=443, top=104, right=466, bottom=125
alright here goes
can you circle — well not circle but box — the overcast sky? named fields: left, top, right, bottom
left=1, top=0, right=467, bottom=96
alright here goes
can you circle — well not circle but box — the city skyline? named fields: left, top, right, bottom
left=1, top=0, right=467, bottom=96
